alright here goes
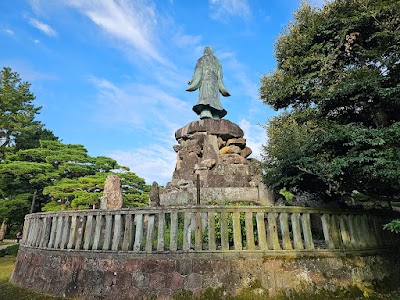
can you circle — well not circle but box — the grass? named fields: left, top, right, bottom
left=0, top=241, right=15, bottom=246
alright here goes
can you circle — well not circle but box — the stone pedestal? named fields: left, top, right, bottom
left=161, top=119, right=274, bottom=205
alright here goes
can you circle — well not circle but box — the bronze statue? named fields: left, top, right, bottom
left=186, top=46, right=230, bottom=119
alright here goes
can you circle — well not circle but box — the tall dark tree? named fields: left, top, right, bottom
left=260, top=0, right=400, bottom=203
left=0, top=67, right=43, bottom=156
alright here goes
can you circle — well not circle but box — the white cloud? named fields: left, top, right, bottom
left=88, top=76, right=192, bottom=130
left=28, top=18, right=57, bottom=37
left=209, top=0, right=251, bottom=22
left=109, top=145, right=176, bottom=185
left=64, top=0, right=168, bottom=65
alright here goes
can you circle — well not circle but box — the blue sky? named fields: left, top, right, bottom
left=0, top=0, right=323, bottom=185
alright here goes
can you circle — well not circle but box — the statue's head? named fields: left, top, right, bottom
left=204, top=46, right=214, bottom=55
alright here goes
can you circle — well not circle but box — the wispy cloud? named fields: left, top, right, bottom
left=209, top=0, right=251, bottom=22
left=218, top=50, right=261, bottom=118
left=173, top=33, right=202, bottom=49
left=64, top=0, right=168, bottom=65
left=1, top=29, right=15, bottom=36
left=109, top=145, right=176, bottom=185
left=28, top=18, right=57, bottom=37
left=88, top=76, right=192, bottom=130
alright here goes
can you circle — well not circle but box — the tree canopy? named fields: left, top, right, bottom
left=260, top=0, right=400, bottom=203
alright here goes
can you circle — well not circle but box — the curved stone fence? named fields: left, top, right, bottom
left=21, top=206, right=398, bottom=254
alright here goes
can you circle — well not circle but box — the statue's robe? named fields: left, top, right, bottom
left=187, top=48, right=230, bottom=119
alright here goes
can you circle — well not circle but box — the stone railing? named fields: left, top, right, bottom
left=21, top=206, right=397, bottom=253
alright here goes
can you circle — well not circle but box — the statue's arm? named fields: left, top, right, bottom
left=217, top=64, right=230, bottom=97
left=186, top=61, right=202, bottom=92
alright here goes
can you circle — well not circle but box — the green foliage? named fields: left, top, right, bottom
left=0, top=67, right=41, bottom=154
left=260, top=0, right=400, bottom=202
left=1, top=137, right=150, bottom=214
left=0, top=199, right=29, bottom=226
left=173, top=289, right=193, bottom=300
left=173, top=284, right=267, bottom=300
left=384, top=219, right=400, bottom=233
left=279, top=188, right=294, bottom=204
left=0, top=244, right=19, bottom=257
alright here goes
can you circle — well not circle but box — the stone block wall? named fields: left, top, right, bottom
left=12, top=247, right=400, bottom=300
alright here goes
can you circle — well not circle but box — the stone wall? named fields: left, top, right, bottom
left=12, top=246, right=400, bottom=300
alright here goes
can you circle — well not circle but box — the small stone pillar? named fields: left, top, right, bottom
left=100, top=174, right=123, bottom=209
left=149, top=181, right=160, bottom=206
left=0, top=221, right=7, bottom=241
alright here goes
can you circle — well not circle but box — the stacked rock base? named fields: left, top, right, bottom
left=161, top=119, right=274, bottom=205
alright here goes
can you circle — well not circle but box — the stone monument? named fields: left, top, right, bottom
left=100, top=174, right=123, bottom=209
left=149, top=181, right=160, bottom=206
left=160, top=47, right=274, bottom=206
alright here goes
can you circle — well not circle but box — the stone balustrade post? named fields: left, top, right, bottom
left=279, top=212, right=292, bottom=250
left=291, top=213, right=304, bottom=250
left=49, top=216, right=58, bottom=249
left=183, top=212, right=192, bottom=251
left=157, top=213, right=165, bottom=251
left=267, top=212, right=281, bottom=250
left=195, top=212, right=202, bottom=251
left=301, top=213, right=314, bottom=249
left=169, top=212, right=178, bottom=251
left=134, top=214, right=144, bottom=251
left=207, top=211, right=216, bottom=251
left=220, top=211, right=229, bottom=251
left=245, top=211, right=255, bottom=250
left=256, top=212, right=268, bottom=250
left=232, top=211, right=242, bottom=250
left=146, top=214, right=155, bottom=252
left=111, top=214, right=122, bottom=251
left=92, top=215, right=104, bottom=250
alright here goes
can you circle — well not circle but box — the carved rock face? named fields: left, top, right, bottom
left=167, top=119, right=259, bottom=191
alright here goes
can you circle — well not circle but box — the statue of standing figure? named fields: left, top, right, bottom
left=186, top=46, right=230, bottom=119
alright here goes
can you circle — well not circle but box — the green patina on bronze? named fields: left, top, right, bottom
left=186, top=46, right=230, bottom=119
